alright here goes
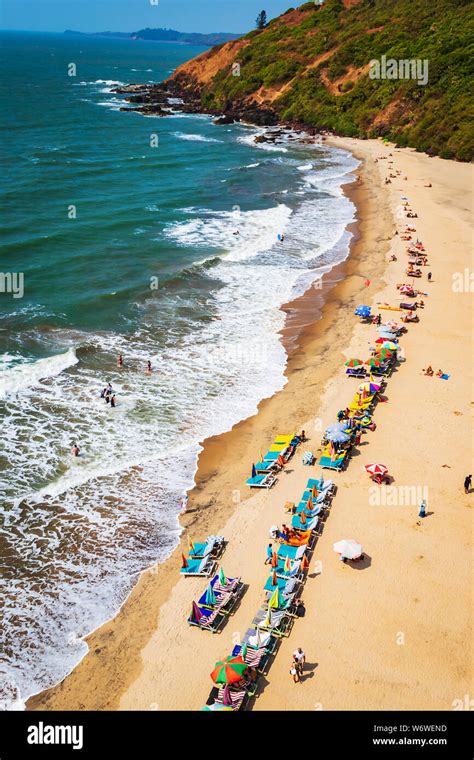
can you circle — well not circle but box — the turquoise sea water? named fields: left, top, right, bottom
left=0, top=31, right=358, bottom=707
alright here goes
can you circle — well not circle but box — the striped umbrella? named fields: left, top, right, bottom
left=210, top=656, right=247, bottom=685
left=365, top=357, right=382, bottom=367
left=374, top=349, right=393, bottom=360
left=365, top=463, right=388, bottom=476
left=358, top=382, right=381, bottom=393
left=345, top=358, right=364, bottom=367
left=381, top=341, right=397, bottom=350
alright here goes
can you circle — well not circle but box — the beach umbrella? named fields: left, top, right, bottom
left=218, top=566, right=227, bottom=586
left=241, top=643, right=248, bottom=660
left=222, top=686, right=233, bottom=706
left=202, top=702, right=233, bottom=711
left=300, top=510, right=307, bottom=526
left=251, top=464, right=256, bottom=478
left=204, top=584, right=217, bottom=607
left=261, top=609, right=273, bottom=628
left=306, top=496, right=312, bottom=511
left=326, top=422, right=349, bottom=434
left=358, top=382, right=381, bottom=393
left=333, top=539, right=363, bottom=560
left=375, top=337, right=388, bottom=344
left=384, top=321, right=401, bottom=329
left=344, top=358, right=364, bottom=368
left=190, top=601, right=204, bottom=623
left=326, top=429, right=350, bottom=443
left=301, top=554, right=310, bottom=571
left=271, top=570, right=278, bottom=587
left=354, top=305, right=371, bottom=317
left=268, top=587, right=284, bottom=610
left=188, top=537, right=196, bottom=553
left=400, top=285, right=414, bottom=296
left=374, top=349, right=393, bottom=360
left=365, top=463, right=388, bottom=476
left=311, top=484, right=317, bottom=498
left=271, top=551, right=278, bottom=569
left=382, top=341, right=397, bottom=350
left=283, top=555, right=292, bottom=573
left=211, top=656, right=247, bottom=685
left=181, top=553, right=189, bottom=569
left=365, top=357, right=382, bottom=367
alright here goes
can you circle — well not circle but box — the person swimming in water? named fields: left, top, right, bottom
left=147, top=360, right=152, bottom=373
left=117, top=354, right=123, bottom=368
left=71, top=443, right=80, bottom=457
left=110, top=394, right=116, bottom=408
left=100, top=387, right=106, bottom=398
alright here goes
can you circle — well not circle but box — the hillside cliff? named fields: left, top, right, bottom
left=165, top=0, right=473, bottom=160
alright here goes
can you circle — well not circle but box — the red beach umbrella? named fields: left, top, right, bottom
left=301, top=554, right=310, bottom=571
left=181, top=553, right=189, bottom=569
left=210, top=656, right=247, bottom=685
left=365, top=463, right=388, bottom=476
left=345, top=358, right=363, bottom=367
left=300, top=510, right=307, bottom=525
left=271, top=551, right=278, bottom=569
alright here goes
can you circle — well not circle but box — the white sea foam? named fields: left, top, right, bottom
left=172, top=132, right=222, bottom=143
left=0, top=348, right=78, bottom=399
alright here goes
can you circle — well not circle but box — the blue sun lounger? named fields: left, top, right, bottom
left=291, top=514, right=318, bottom=531
left=275, top=558, right=301, bottom=579
left=306, top=478, right=335, bottom=493
left=318, top=452, right=347, bottom=471
left=198, top=588, right=237, bottom=615
left=276, top=544, right=306, bottom=561
left=264, top=575, right=299, bottom=594
left=189, top=536, right=225, bottom=559
left=241, top=627, right=277, bottom=654
left=180, top=556, right=216, bottom=577
left=187, top=604, right=225, bottom=632
left=246, top=473, right=276, bottom=488
left=209, top=574, right=243, bottom=596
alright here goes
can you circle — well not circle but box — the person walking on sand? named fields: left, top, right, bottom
left=427, top=272, right=432, bottom=282
left=293, top=647, right=306, bottom=679
left=290, top=661, right=299, bottom=684
left=464, top=475, right=472, bottom=494
left=418, top=499, right=427, bottom=518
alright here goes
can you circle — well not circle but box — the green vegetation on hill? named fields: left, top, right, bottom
left=183, top=0, right=474, bottom=160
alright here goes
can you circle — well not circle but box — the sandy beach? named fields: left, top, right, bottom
left=28, top=138, right=473, bottom=712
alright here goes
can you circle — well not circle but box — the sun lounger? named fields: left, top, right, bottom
left=246, top=473, right=276, bottom=488
left=213, top=689, right=246, bottom=711
left=188, top=535, right=225, bottom=559
left=307, top=478, right=335, bottom=494
left=198, top=588, right=236, bottom=614
left=275, top=558, right=302, bottom=579
left=295, top=502, right=322, bottom=518
left=281, top=529, right=314, bottom=547
left=242, top=627, right=277, bottom=654
left=264, top=575, right=299, bottom=594
left=252, top=608, right=291, bottom=636
left=231, top=644, right=270, bottom=674
left=291, top=514, right=318, bottom=531
left=318, top=452, right=347, bottom=471
left=346, top=367, right=367, bottom=378
left=254, top=460, right=280, bottom=474
left=210, top=574, right=242, bottom=596
left=276, top=544, right=306, bottom=561
left=274, top=434, right=295, bottom=445
left=187, top=604, right=225, bottom=632
left=180, top=556, right=216, bottom=577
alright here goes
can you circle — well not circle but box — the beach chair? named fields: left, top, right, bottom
left=215, top=687, right=248, bottom=711
left=187, top=604, right=225, bottom=633
left=197, top=588, right=237, bottom=615
left=346, top=367, right=367, bottom=378
left=275, top=557, right=302, bottom=579
left=318, top=445, right=348, bottom=471
left=180, top=556, right=216, bottom=577
left=291, top=514, right=318, bottom=532
left=251, top=608, right=291, bottom=637
left=276, top=544, right=306, bottom=561
left=231, top=644, right=270, bottom=674
left=307, top=478, right=335, bottom=495
left=274, top=434, right=295, bottom=446
left=210, top=573, right=243, bottom=596
left=254, top=459, right=280, bottom=474
left=264, top=574, right=299, bottom=594
left=246, top=473, right=276, bottom=489
left=188, top=535, right=225, bottom=560
left=242, top=627, right=278, bottom=654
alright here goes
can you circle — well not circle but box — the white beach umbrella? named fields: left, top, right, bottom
left=333, top=539, right=363, bottom=559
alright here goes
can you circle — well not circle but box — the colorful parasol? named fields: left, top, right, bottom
left=345, top=358, right=364, bottom=368
left=365, top=463, right=388, bottom=475
left=210, top=656, right=247, bottom=685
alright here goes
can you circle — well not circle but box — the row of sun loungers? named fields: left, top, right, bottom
left=246, top=433, right=302, bottom=488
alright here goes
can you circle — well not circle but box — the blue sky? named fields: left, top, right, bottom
left=1, top=0, right=296, bottom=33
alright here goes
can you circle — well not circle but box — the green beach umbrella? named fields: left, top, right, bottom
left=365, top=357, right=382, bottom=368
left=382, top=341, right=397, bottom=350
left=218, top=566, right=227, bottom=586
left=241, top=643, right=248, bottom=660
left=345, top=358, right=363, bottom=368
left=204, top=583, right=217, bottom=606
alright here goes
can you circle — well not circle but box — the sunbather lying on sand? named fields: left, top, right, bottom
left=423, top=366, right=434, bottom=376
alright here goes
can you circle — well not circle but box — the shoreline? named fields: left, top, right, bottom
left=26, top=138, right=389, bottom=711
left=27, top=138, right=472, bottom=711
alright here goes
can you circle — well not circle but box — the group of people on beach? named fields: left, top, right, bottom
left=100, top=383, right=116, bottom=407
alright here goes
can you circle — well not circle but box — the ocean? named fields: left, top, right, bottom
left=0, top=31, right=358, bottom=708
